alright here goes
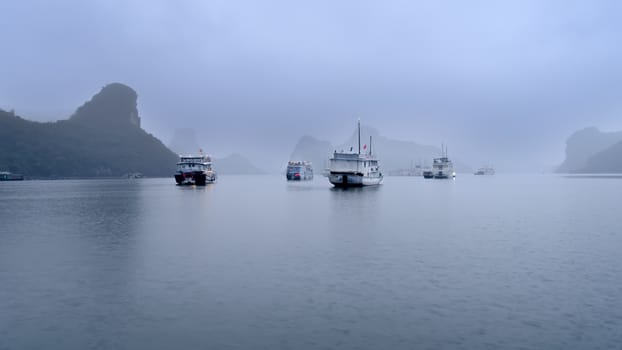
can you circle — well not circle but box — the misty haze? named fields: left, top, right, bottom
left=1, top=1, right=622, bottom=349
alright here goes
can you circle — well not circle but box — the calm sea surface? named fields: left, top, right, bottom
left=1, top=175, right=621, bottom=349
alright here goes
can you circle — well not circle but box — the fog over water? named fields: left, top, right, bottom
left=2, top=1, right=622, bottom=171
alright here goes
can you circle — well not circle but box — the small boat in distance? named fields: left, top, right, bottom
left=286, top=161, right=313, bottom=181
left=431, top=145, right=455, bottom=179
left=327, top=120, right=383, bottom=187
left=174, top=153, right=217, bottom=186
left=474, top=166, right=495, bottom=175
left=422, top=169, right=434, bottom=179
left=0, top=171, right=24, bottom=181
left=126, top=172, right=144, bottom=179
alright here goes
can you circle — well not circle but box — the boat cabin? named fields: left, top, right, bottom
left=177, top=156, right=212, bottom=172
left=329, top=152, right=380, bottom=175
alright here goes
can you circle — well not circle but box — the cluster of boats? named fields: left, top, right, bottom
left=4, top=124, right=491, bottom=186
left=173, top=121, right=383, bottom=188
left=173, top=120, right=494, bottom=187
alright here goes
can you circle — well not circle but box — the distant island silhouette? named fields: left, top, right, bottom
left=168, top=128, right=264, bottom=174
left=557, top=127, right=622, bottom=173
left=0, top=83, right=177, bottom=178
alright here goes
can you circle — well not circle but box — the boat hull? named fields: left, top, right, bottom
left=286, top=173, right=313, bottom=181
left=174, top=171, right=216, bottom=186
left=433, top=172, right=455, bottom=179
left=328, top=172, right=383, bottom=187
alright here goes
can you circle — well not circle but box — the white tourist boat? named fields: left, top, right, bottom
left=431, top=145, right=456, bottom=179
left=327, top=120, right=383, bottom=187
left=286, top=161, right=314, bottom=180
left=174, top=153, right=217, bottom=186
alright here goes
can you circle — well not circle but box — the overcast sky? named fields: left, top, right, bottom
left=2, top=0, right=622, bottom=171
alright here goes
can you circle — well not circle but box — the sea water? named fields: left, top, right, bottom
left=1, top=175, right=621, bottom=349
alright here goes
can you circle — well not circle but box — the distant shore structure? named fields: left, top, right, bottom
left=125, top=172, right=144, bottom=179
left=388, top=162, right=423, bottom=176
left=474, top=166, right=495, bottom=175
left=0, top=171, right=24, bottom=181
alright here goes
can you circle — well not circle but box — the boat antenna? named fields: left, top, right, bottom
left=358, top=119, right=361, bottom=155
left=369, top=135, right=372, bottom=155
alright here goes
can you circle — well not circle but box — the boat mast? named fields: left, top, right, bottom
left=370, top=135, right=372, bottom=155
left=358, top=119, right=361, bottom=155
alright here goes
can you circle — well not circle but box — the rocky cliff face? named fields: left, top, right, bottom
left=0, top=83, right=177, bottom=177
left=557, top=127, right=622, bottom=173
left=580, top=140, right=622, bottom=173
left=70, top=83, right=141, bottom=127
